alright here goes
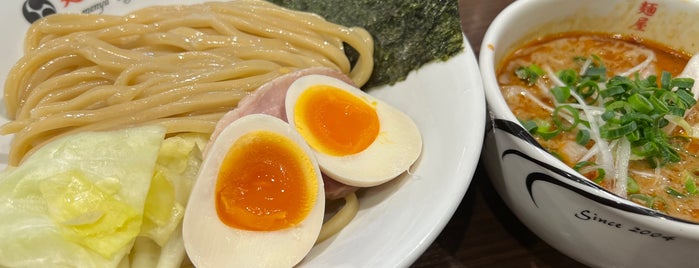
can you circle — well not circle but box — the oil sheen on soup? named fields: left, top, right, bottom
left=497, top=32, right=699, bottom=222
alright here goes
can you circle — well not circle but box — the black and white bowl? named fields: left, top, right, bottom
left=480, top=0, right=699, bottom=267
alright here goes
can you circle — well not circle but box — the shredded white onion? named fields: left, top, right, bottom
left=502, top=86, right=556, bottom=113
left=663, top=114, right=692, bottom=136
left=579, top=57, right=592, bottom=76
left=577, top=143, right=599, bottom=163
left=619, top=48, right=655, bottom=77
left=612, top=137, right=631, bottom=197
left=629, top=169, right=659, bottom=179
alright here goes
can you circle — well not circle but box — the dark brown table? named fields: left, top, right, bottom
left=410, top=1, right=589, bottom=267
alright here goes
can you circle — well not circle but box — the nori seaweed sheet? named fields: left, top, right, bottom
left=268, top=0, right=464, bottom=89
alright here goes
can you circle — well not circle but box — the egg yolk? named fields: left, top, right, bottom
left=293, top=85, right=380, bottom=156
left=215, top=130, right=318, bottom=231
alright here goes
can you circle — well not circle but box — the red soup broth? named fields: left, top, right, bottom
left=497, top=32, right=699, bottom=222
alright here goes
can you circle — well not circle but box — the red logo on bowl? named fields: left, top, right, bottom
left=61, top=0, right=83, bottom=7
left=631, top=1, right=659, bottom=31
left=639, top=1, right=658, bottom=16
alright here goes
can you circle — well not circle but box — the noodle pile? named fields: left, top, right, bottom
left=2, top=0, right=374, bottom=166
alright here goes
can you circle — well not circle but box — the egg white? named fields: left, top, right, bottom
left=285, top=74, right=423, bottom=187
left=182, top=114, right=325, bottom=268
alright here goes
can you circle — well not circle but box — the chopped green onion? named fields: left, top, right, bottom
left=627, top=177, right=640, bottom=194
left=583, top=66, right=606, bottom=80
left=638, top=74, right=658, bottom=90
left=628, top=93, right=654, bottom=114
left=665, top=186, right=685, bottom=198
left=648, top=95, right=669, bottom=113
left=576, top=79, right=601, bottom=104
left=572, top=161, right=593, bottom=171
left=520, top=119, right=538, bottom=133
left=572, top=161, right=605, bottom=183
left=551, top=86, right=571, bottom=103
left=605, top=100, right=632, bottom=114
left=660, top=146, right=681, bottom=164
left=660, top=71, right=672, bottom=89
left=552, top=105, right=579, bottom=131
left=520, top=118, right=562, bottom=140
left=590, top=54, right=605, bottom=67
left=536, top=127, right=560, bottom=140
left=657, top=117, right=670, bottom=128
left=675, top=89, right=697, bottom=107
left=558, top=69, right=578, bottom=86
left=671, top=77, right=695, bottom=90
left=607, top=76, right=635, bottom=92
left=592, top=168, right=606, bottom=183
left=515, top=64, right=544, bottom=86
left=667, top=106, right=686, bottom=117
left=576, top=129, right=590, bottom=145
left=527, top=119, right=560, bottom=140
left=631, top=141, right=659, bottom=157
left=601, top=110, right=616, bottom=121
left=600, top=121, right=637, bottom=139
left=629, top=193, right=657, bottom=208
left=620, top=112, right=653, bottom=124
left=685, top=174, right=698, bottom=195
left=600, top=85, right=625, bottom=98
left=580, top=55, right=607, bottom=81
left=626, top=129, right=641, bottom=142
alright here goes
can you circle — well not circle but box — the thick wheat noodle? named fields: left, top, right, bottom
left=24, top=54, right=92, bottom=90
left=316, top=192, right=359, bottom=244
left=6, top=79, right=257, bottom=162
left=110, top=52, right=239, bottom=85
left=3, top=1, right=373, bottom=166
left=26, top=80, right=114, bottom=118
left=8, top=3, right=374, bottom=109
left=22, top=113, right=226, bottom=165
left=31, top=85, right=145, bottom=118
left=6, top=41, right=144, bottom=111
left=72, top=112, right=225, bottom=138
left=12, top=78, right=252, bottom=129
left=13, top=90, right=246, bottom=161
left=209, top=8, right=352, bottom=71
left=14, top=63, right=280, bottom=137
left=19, top=69, right=114, bottom=118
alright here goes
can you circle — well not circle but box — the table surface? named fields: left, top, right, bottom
left=410, top=1, right=590, bottom=267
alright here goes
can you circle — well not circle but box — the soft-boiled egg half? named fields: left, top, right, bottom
left=183, top=114, right=325, bottom=268
left=285, top=74, right=422, bottom=187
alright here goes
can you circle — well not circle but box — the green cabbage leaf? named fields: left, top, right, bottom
left=0, top=126, right=165, bottom=267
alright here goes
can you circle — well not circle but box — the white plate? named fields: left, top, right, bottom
left=0, top=1, right=485, bottom=267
